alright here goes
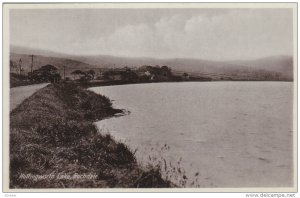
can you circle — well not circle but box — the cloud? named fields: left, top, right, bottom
left=10, top=9, right=293, bottom=60
left=96, top=14, right=190, bottom=57
left=100, top=24, right=156, bottom=57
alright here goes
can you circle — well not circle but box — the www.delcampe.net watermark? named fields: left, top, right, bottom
left=19, top=173, right=98, bottom=181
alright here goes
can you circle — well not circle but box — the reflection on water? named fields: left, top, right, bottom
left=90, top=82, right=293, bottom=187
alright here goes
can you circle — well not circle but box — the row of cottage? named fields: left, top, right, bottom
left=71, top=65, right=190, bottom=82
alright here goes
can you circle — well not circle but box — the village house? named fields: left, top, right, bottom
left=71, top=70, right=86, bottom=80
left=103, top=68, right=138, bottom=82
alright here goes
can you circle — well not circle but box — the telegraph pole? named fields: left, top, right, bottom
left=18, top=58, right=22, bottom=76
left=63, top=66, right=66, bottom=80
left=30, top=55, right=34, bottom=73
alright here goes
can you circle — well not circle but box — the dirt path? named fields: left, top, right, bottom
left=10, top=83, right=49, bottom=111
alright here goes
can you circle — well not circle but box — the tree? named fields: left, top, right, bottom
left=29, top=64, right=61, bottom=83
left=71, top=70, right=86, bottom=75
left=161, top=66, right=171, bottom=77
left=40, top=65, right=58, bottom=73
left=87, top=69, right=95, bottom=80
left=182, top=72, right=189, bottom=80
left=10, top=60, right=17, bottom=73
left=121, top=70, right=139, bottom=82
left=71, top=70, right=86, bottom=80
left=161, top=65, right=171, bottom=72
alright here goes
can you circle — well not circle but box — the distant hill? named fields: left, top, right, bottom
left=225, top=56, right=293, bottom=79
left=10, top=53, right=96, bottom=78
left=10, top=45, right=71, bottom=59
left=10, top=45, right=293, bottom=81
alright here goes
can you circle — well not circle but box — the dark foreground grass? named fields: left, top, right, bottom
left=10, top=82, right=172, bottom=188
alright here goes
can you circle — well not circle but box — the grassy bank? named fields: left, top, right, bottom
left=10, top=83, right=172, bottom=188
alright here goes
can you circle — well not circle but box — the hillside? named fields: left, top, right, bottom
left=10, top=53, right=96, bottom=77
left=10, top=45, right=294, bottom=81
left=225, top=56, right=293, bottom=79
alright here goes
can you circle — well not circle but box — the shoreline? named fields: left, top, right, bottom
left=9, top=82, right=173, bottom=188
left=82, top=79, right=293, bottom=89
left=10, top=79, right=293, bottom=89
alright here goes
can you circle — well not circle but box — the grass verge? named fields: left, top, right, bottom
left=10, top=82, right=172, bottom=188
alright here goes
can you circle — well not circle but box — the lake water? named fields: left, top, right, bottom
left=90, top=82, right=294, bottom=188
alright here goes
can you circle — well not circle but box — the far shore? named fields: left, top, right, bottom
left=80, top=79, right=293, bottom=89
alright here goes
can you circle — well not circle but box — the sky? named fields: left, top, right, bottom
left=9, top=8, right=294, bottom=60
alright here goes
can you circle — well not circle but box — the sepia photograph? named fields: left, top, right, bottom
left=2, top=3, right=297, bottom=193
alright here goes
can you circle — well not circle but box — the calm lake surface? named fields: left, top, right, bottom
left=90, top=82, right=293, bottom=187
